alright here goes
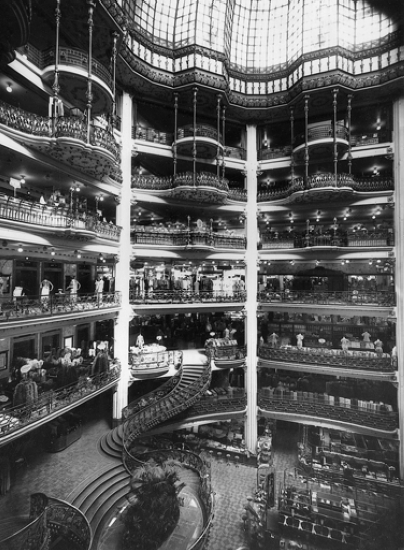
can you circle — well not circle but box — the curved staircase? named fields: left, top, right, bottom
left=71, top=349, right=213, bottom=550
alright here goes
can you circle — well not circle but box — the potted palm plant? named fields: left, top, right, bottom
left=121, top=460, right=185, bottom=550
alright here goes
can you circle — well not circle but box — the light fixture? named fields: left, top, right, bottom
left=6, top=82, right=12, bottom=93
left=99, top=253, right=104, bottom=261
left=74, top=249, right=82, bottom=259
left=20, top=176, right=25, bottom=185
left=51, top=248, right=55, bottom=256
left=17, top=244, right=23, bottom=252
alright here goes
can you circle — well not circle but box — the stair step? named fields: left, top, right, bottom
left=79, top=469, right=130, bottom=517
left=84, top=473, right=130, bottom=522
left=89, top=485, right=131, bottom=546
left=70, top=464, right=127, bottom=510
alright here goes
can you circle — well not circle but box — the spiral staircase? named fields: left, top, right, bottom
left=74, top=348, right=213, bottom=550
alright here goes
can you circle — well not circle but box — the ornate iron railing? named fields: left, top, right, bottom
left=0, top=365, right=120, bottom=442
left=122, top=371, right=182, bottom=420
left=294, top=123, right=349, bottom=148
left=0, top=100, right=118, bottom=158
left=129, top=290, right=246, bottom=305
left=176, top=124, right=222, bottom=142
left=132, top=228, right=245, bottom=249
left=258, top=391, right=398, bottom=431
left=257, top=290, right=396, bottom=307
left=43, top=45, right=113, bottom=89
left=258, top=345, right=396, bottom=372
left=123, top=360, right=211, bottom=445
left=260, top=230, right=393, bottom=248
left=257, top=174, right=394, bottom=202
left=1, top=292, right=121, bottom=322
left=228, top=188, right=247, bottom=201
left=173, top=172, right=229, bottom=191
left=122, top=447, right=214, bottom=550
left=0, top=493, right=91, bottom=550
left=0, top=194, right=121, bottom=240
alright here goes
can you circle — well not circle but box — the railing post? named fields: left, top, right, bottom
left=86, top=0, right=96, bottom=144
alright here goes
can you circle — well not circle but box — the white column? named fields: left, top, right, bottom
left=112, top=91, right=132, bottom=425
left=393, top=96, right=404, bottom=479
left=244, top=124, right=258, bottom=454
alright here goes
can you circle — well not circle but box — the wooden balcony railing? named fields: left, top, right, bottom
left=258, top=289, right=396, bottom=307
left=1, top=292, right=121, bottom=322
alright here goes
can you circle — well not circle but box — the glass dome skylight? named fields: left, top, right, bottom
left=126, top=0, right=397, bottom=72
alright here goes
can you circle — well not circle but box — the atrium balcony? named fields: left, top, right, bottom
left=258, top=344, right=396, bottom=377
left=0, top=194, right=121, bottom=242
left=0, top=100, right=120, bottom=181
left=41, top=47, right=113, bottom=115
left=174, top=124, right=224, bottom=159
left=293, top=122, right=349, bottom=162
left=0, top=366, right=120, bottom=448
left=258, top=390, right=398, bottom=436
left=0, top=291, right=121, bottom=329
left=132, top=172, right=230, bottom=204
left=257, top=174, right=394, bottom=203
left=132, top=227, right=245, bottom=250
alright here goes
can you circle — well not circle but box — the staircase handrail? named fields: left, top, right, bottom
left=0, top=494, right=91, bottom=550
left=122, top=370, right=182, bottom=419
left=122, top=446, right=215, bottom=550
left=123, top=363, right=211, bottom=445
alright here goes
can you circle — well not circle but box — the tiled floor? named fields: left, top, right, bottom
left=0, top=408, right=299, bottom=549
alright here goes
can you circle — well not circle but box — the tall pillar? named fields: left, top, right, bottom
left=393, top=96, right=404, bottom=479
left=112, top=91, right=132, bottom=425
left=244, top=124, right=258, bottom=454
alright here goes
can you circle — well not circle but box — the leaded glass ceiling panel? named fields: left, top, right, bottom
left=127, top=0, right=399, bottom=72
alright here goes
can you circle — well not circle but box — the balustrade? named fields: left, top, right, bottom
left=0, top=366, right=120, bottom=441
left=0, top=100, right=118, bottom=157
left=129, top=290, right=246, bottom=305
left=259, top=344, right=396, bottom=372
left=176, top=124, right=222, bottom=142
left=132, top=228, right=245, bottom=249
left=257, top=174, right=394, bottom=202
left=43, top=46, right=113, bottom=89
left=121, top=446, right=214, bottom=550
left=1, top=493, right=91, bottom=550
left=258, top=391, right=398, bottom=431
left=258, top=290, right=395, bottom=307
left=260, top=229, right=393, bottom=249
left=0, top=291, right=121, bottom=322
left=0, top=193, right=120, bottom=241
left=294, top=123, right=348, bottom=148
left=123, top=360, right=211, bottom=445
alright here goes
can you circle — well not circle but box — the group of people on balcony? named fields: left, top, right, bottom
left=0, top=342, right=114, bottom=413
left=130, top=271, right=245, bottom=301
